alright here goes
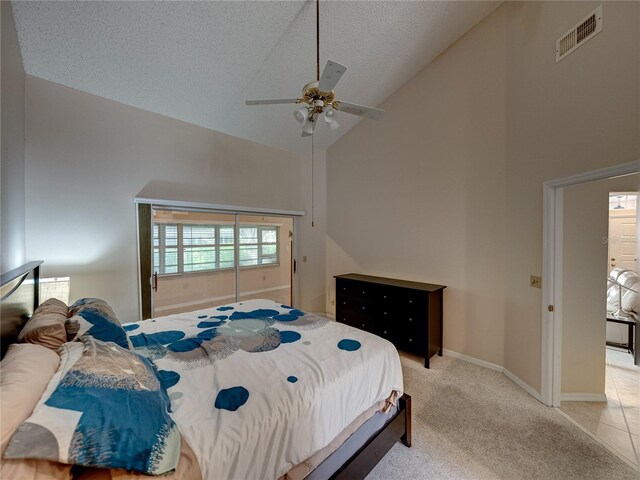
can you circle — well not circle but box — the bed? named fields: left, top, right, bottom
left=0, top=262, right=411, bottom=480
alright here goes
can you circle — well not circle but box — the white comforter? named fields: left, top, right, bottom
left=125, top=299, right=403, bottom=480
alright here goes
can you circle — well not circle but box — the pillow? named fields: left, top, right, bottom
left=622, top=280, right=640, bottom=314
left=17, top=298, right=69, bottom=350
left=4, top=337, right=181, bottom=475
left=0, top=343, right=60, bottom=452
left=66, top=298, right=130, bottom=350
left=0, top=343, right=72, bottom=479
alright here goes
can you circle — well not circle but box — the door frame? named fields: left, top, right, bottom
left=541, top=161, right=638, bottom=406
left=134, top=198, right=304, bottom=320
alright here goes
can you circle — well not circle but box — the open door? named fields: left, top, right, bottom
left=237, top=214, right=293, bottom=306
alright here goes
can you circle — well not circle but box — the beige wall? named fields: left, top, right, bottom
left=24, top=76, right=326, bottom=321
left=326, top=6, right=507, bottom=366
left=562, top=175, right=637, bottom=397
left=1, top=2, right=26, bottom=272
left=504, top=1, right=639, bottom=392
left=154, top=211, right=293, bottom=315
left=326, top=1, right=639, bottom=388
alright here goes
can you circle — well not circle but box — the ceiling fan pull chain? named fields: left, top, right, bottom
left=311, top=132, right=315, bottom=228
left=316, top=0, right=320, bottom=82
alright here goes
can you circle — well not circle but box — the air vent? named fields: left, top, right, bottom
left=556, top=6, right=602, bottom=63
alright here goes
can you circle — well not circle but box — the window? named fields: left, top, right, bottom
left=183, top=225, right=216, bottom=272
left=153, top=224, right=179, bottom=274
left=153, top=223, right=279, bottom=275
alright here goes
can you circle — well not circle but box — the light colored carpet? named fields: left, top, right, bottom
left=366, top=353, right=639, bottom=480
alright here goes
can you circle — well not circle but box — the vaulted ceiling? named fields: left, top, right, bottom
left=11, top=1, right=499, bottom=155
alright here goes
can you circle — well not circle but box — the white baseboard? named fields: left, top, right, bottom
left=443, top=349, right=543, bottom=403
left=560, top=393, right=607, bottom=402
left=443, top=349, right=502, bottom=372
left=503, top=368, right=542, bottom=402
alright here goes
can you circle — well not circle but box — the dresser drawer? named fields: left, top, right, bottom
left=379, top=324, right=410, bottom=345
left=336, top=306, right=379, bottom=333
left=397, top=334, right=424, bottom=357
left=336, top=279, right=377, bottom=300
left=337, top=295, right=375, bottom=315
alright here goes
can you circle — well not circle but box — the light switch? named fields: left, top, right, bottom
left=530, top=275, right=542, bottom=289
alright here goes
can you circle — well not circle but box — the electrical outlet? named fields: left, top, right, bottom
left=530, top=275, right=542, bottom=289
left=303, top=256, right=308, bottom=262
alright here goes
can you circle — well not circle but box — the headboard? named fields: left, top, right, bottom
left=1, top=261, right=43, bottom=358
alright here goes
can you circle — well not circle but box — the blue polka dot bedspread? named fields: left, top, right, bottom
left=123, top=299, right=404, bottom=480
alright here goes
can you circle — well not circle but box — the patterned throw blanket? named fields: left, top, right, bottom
left=126, top=299, right=404, bottom=480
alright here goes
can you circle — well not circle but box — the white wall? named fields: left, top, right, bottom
left=25, top=76, right=326, bottom=321
left=562, top=175, right=637, bottom=397
left=326, top=6, right=507, bottom=366
left=504, top=1, right=640, bottom=392
left=1, top=2, right=26, bottom=272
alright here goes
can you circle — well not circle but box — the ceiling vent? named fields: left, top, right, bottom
left=556, top=5, right=602, bottom=63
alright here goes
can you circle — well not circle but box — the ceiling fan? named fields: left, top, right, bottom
left=245, top=0, right=384, bottom=137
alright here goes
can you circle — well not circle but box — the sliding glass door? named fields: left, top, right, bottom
left=237, top=214, right=293, bottom=306
left=144, top=207, right=294, bottom=318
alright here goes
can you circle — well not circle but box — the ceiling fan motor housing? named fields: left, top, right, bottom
left=299, top=81, right=336, bottom=110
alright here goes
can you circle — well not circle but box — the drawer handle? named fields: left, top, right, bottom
left=361, top=323, right=365, bottom=327
left=409, top=338, right=413, bottom=343
left=362, top=306, right=366, bottom=310
left=409, top=300, right=413, bottom=304
left=343, top=301, right=346, bottom=305
left=343, top=287, right=346, bottom=291
left=408, top=317, right=413, bottom=322
left=383, top=295, right=387, bottom=299
left=384, top=311, right=387, bottom=315
left=383, top=330, right=388, bottom=335
left=362, top=290, right=366, bottom=295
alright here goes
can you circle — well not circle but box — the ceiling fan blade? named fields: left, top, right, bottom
left=336, top=101, right=384, bottom=120
left=318, top=60, right=347, bottom=92
left=245, top=99, right=298, bottom=106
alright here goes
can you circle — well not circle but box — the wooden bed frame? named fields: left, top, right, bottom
left=0, top=260, right=42, bottom=358
left=330, top=394, right=412, bottom=479
left=0, top=261, right=412, bottom=479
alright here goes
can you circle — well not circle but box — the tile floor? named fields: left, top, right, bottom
left=560, top=348, right=639, bottom=467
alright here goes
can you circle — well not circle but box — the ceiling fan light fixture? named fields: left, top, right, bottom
left=293, top=106, right=308, bottom=124
left=302, top=116, right=315, bottom=136
left=323, top=107, right=340, bottom=130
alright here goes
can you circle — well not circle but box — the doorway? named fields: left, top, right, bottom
left=541, top=163, right=638, bottom=467
left=137, top=205, right=296, bottom=318
left=606, top=193, right=638, bottom=350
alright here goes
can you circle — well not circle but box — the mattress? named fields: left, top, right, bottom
left=123, top=299, right=403, bottom=480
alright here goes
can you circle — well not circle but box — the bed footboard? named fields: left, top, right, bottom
left=329, top=393, right=412, bottom=480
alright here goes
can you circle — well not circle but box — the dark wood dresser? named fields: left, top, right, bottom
left=334, top=274, right=446, bottom=368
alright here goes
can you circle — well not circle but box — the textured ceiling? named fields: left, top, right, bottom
left=12, top=1, right=499, bottom=155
